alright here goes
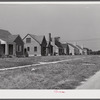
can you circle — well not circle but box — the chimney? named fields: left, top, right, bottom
left=49, top=33, right=52, bottom=42
left=55, top=37, right=60, bottom=42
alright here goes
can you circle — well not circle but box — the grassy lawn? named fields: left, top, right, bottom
left=0, top=55, right=99, bottom=89
left=0, top=55, right=81, bottom=69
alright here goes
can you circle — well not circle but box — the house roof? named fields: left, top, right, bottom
left=83, top=47, right=89, bottom=51
left=7, top=35, right=19, bottom=43
left=55, top=40, right=63, bottom=48
left=24, top=34, right=44, bottom=44
left=0, top=29, right=11, bottom=40
left=0, top=29, right=18, bottom=44
left=67, top=43, right=79, bottom=49
left=76, top=45, right=83, bottom=50
left=62, top=43, right=67, bottom=48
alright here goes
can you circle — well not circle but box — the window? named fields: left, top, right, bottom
left=26, top=38, right=31, bottom=43
left=34, top=46, right=37, bottom=52
left=17, top=45, right=22, bottom=52
left=27, top=47, right=30, bottom=51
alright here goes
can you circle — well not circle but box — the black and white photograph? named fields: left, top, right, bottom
left=0, top=2, right=100, bottom=95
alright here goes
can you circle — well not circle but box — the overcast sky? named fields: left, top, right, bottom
left=0, top=4, right=100, bottom=50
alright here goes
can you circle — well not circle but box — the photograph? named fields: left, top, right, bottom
left=0, top=1, right=100, bottom=92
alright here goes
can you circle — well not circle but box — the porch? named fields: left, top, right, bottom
left=0, top=43, right=16, bottom=57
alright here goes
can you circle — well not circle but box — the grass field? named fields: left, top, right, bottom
left=0, top=55, right=99, bottom=89
left=0, top=55, right=81, bottom=69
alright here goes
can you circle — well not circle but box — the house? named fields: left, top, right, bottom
left=67, top=43, right=80, bottom=55
left=47, top=37, right=59, bottom=56
left=47, top=33, right=60, bottom=56
left=47, top=41, right=53, bottom=56
left=51, top=37, right=59, bottom=55
left=47, top=33, right=64, bottom=55
left=0, top=29, right=24, bottom=57
left=62, top=43, right=69, bottom=55
left=55, top=37, right=64, bottom=55
left=47, top=37, right=60, bottom=56
left=83, top=47, right=89, bottom=55
left=23, top=34, right=47, bottom=56
left=76, top=45, right=84, bottom=55
left=47, top=33, right=53, bottom=56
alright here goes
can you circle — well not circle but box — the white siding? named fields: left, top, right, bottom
left=69, top=45, right=74, bottom=55
left=79, top=49, right=83, bottom=54
left=0, top=39, right=8, bottom=55
left=76, top=46, right=83, bottom=55
left=5, top=43, right=8, bottom=55
left=51, top=37, right=59, bottom=54
left=23, top=35, right=41, bottom=56
left=53, top=45, right=59, bottom=54
left=64, top=48, right=66, bottom=54
left=0, top=39, right=6, bottom=44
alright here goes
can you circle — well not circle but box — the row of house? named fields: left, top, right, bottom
left=0, top=29, right=88, bottom=57
left=0, top=29, right=24, bottom=57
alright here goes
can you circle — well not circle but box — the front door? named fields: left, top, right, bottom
left=9, top=44, right=13, bottom=55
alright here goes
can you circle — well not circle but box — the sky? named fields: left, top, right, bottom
left=0, top=3, right=100, bottom=50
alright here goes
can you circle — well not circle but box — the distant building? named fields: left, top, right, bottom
left=54, top=37, right=64, bottom=55
left=47, top=33, right=64, bottom=55
left=62, top=43, right=69, bottom=55
left=50, top=37, right=59, bottom=55
left=23, top=34, right=47, bottom=56
left=76, top=45, right=84, bottom=55
left=67, top=43, right=80, bottom=55
left=83, top=47, right=89, bottom=55
left=0, top=29, right=24, bottom=57
left=47, top=33, right=53, bottom=55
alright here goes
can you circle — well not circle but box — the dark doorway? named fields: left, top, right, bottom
left=1, top=44, right=5, bottom=55
left=9, top=44, right=13, bottom=55
left=50, top=45, right=53, bottom=55
left=48, top=45, right=53, bottom=56
left=41, top=46, right=46, bottom=56
left=0, top=44, right=4, bottom=57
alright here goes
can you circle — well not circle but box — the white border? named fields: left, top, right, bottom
left=0, top=2, right=100, bottom=4
left=0, top=90, right=100, bottom=99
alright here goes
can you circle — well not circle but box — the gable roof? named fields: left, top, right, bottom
left=76, top=45, right=83, bottom=50
left=0, top=29, right=19, bottom=44
left=0, top=29, right=11, bottom=40
left=7, top=35, right=19, bottom=43
left=62, top=43, right=68, bottom=48
left=67, top=43, right=79, bottom=49
left=31, top=34, right=44, bottom=44
left=83, top=47, right=89, bottom=51
left=55, top=40, right=63, bottom=48
left=23, top=34, right=45, bottom=44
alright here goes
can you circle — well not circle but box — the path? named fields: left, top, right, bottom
left=0, top=56, right=85, bottom=71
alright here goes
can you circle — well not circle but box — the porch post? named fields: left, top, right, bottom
left=5, top=43, right=8, bottom=55
left=46, top=47, right=48, bottom=56
left=13, top=43, right=16, bottom=56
